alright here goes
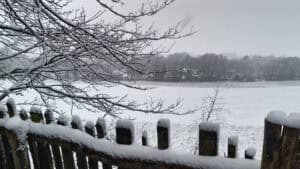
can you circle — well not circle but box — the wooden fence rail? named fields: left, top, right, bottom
left=1, top=99, right=299, bottom=169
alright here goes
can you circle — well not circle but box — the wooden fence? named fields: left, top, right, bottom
left=0, top=100, right=297, bottom=169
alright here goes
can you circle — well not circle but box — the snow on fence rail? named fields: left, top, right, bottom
left=0, top=99, right=297, bottom=169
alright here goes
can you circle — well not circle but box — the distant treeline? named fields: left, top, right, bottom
left=129, top=53, right=300, bottom=82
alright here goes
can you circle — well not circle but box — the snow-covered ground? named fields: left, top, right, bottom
left=4, top=80, right=300, bottom=160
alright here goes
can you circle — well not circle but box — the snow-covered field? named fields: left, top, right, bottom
left=5, top=80, right=300, bottom=160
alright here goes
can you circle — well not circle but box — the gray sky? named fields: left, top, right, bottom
left=74, top=0, right=300, bottom=56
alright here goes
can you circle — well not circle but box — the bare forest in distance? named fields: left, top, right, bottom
left=3, top=43, right=300, bottom=82
left=129, top=53, right=300, bottom=82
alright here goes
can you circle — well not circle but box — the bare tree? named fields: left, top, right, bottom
left=191, top=87, right=223, bottom=155
left=200, top=87, right=222, bottom=122
left=0, top=0, right=193, bottom=116
left=167, top=86, right=223, bottom=155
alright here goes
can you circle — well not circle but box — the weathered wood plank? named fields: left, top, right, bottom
left=227, top=136, right=238, bottom=158
left=85, top=121, right=99, bottom=169
left=5, top=131, right=31, bottom=169
left=280, top=125, right=300, bottom=169
left=157, top=119, right=170, bottom=150
left=71, top=115, right=88, bottom=169
left=30, top=107, right=54, bottom=169
left=261, top=119, right=283, bottom=169
left=57, top=115, right=76, bottom=169
left=96, top=118, right=112, bottom=169
left=199, top=123, right=219, bottom=156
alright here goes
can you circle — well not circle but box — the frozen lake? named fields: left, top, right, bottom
left=7, top=80, right=300, bottom=127
left=101, top=80, right=300, bottom=127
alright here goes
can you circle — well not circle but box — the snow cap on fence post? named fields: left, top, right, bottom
left=30, top=106, right=44, bottom=123
left=157, top=118, right=170, bottom=150
left=228, top=136, right=238, bottom=158
left=261, top=111, right=286, bottom=169
left=44, top=108, right=55, bottom=124
left=284, top=112, right=300, bottom=129
left=19, top=108, right=29, bottom=121
left=57, top=114, right=70, bottom=126
left=0, top=104, right=7, bottom=119
left=245, top=147, right=256, bottom=160
left=85, top=121, right=96, bottom=137
left=116, top=119, right=134, bottom=145
left=71, top=115, right=83, bottom=130
left=142, top=131, right=148, bottom=146
left=96, top=118, right=107, bottom=138
left=265, top=110, right=286, bottom=125
left=6, top=98, right=16, bottom=117
left=199, top=122, right=220, bottom=156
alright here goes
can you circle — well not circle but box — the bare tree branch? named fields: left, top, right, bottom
left=0, top=0, right=193, bottom=116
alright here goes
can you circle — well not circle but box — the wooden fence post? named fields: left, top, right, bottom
left=71, top=115, right=83, bottom=130
left=5, top=130, right=31, bottom=169
left=142, top=131, right=148, bottom=146
left=261, top=111, right=285, bottom=169
left=0, top=104, right=6, bottom=119
left=19, top=109, right=29, bottom=121
left=199, top=122, right=220, bottom=156
left=44, top=108, right=55, bottom=124
left=228, top=136, right=238, bottom=158
left=2, top=99, right=17, bottom=169
left=295, top=139, right=300, bottom=169
left=51, top=134, right=64, bottom=169
left=30, top=106, right=54, bottom=169
left=96, top=118, right=107, bottom=139
left=6, top=98, right=16, bottom=117
left=96, top=118, right=112, bottom=169
left=116, top=119, right=134, bottom=169
left=0, top=132, right=13, bottom=169
left=71, top=115, right=88, bottom=169
left=30, top=106, right=43, bottom=123
left=0, top=135, right=5, bottom=169
left=157, top=119, right=170, bottom=150
left=0, top=105, right=4, bottom=168
left=116, top=119, right=134, bottom=145
left=280, top=113, right=300, bottom=169
left=57, top=115, right=76, bottom=169
left=28, top=107, right=41, bottom=169
left=0, top=104, right=14, bottom=169
left=85, top=121, right=99, bottom=169
left=7, top=106, right=31, bottom=169
left=245, top=147, right=256, bottom=160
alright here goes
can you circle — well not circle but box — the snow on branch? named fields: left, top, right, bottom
left=0, top=0, right=194, bottom=117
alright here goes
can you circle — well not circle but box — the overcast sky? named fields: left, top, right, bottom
left=74, top=0, right=300, bottom=56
